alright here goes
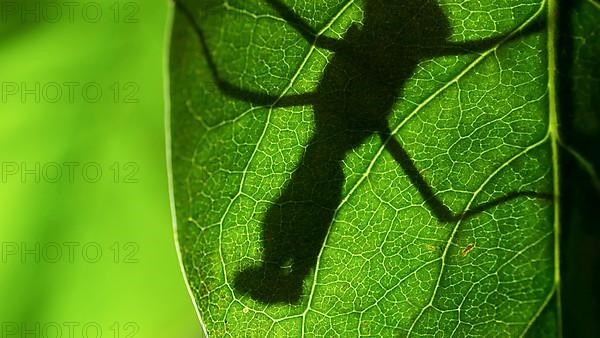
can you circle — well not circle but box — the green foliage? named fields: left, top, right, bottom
left=0, top=0, right=198, bottom=335
left=168, top=0, right=578, bottom=335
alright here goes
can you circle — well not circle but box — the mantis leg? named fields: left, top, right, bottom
left=264, top=0, right=349, bottom=51
left=176, top=0, right=316, bottom=108
left=378, top=127, right=551, bottom=222
left=433, top=16, right=544, bottom=57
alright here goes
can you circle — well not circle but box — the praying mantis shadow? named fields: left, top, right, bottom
left=175, top=0, right=550, bottom=304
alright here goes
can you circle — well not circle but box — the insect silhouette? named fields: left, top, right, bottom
left=175, top=0, right=548, bottom=304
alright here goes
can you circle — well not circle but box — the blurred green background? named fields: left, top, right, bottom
left=0, top=0, right=201, bottom=336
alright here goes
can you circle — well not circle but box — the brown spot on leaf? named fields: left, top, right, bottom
left=461, top=243, right=475, bottom=256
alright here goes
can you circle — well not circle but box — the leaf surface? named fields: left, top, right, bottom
left=169, top=0, right=562, bottom=335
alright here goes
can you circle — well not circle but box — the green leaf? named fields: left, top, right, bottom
left=168, top=0, right=567, bottom=335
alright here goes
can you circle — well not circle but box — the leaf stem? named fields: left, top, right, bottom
left=546, top=0, right=563, bottom=335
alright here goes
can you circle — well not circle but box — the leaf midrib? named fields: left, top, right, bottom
left=546, top=0, right=563, bottom=335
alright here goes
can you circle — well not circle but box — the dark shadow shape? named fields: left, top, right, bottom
left=381, top=128, right=553, bottom=222
left=175, top=0, right=548, bottom=304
